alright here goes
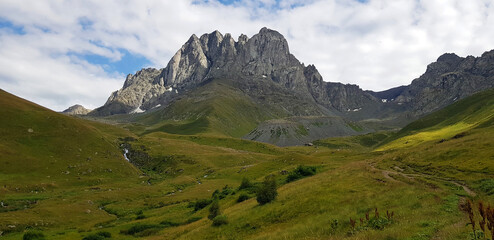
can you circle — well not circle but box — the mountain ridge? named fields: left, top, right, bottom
left=84, top=27, right=494, bottom=145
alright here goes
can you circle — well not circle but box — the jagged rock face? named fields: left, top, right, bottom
left=94, top=27, right=376, bottom=116
left=394, top=50, right=494, bottom=115
left=162, top=35, right=209, bottom=88
left=304, top=64, right=379, bottom=112
left=93, top=27, right=494, bottom=123
left=62, top=104, right=91, bottom=115
left=102, top=68, right=166, bottom=114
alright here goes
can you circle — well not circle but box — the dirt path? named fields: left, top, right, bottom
left=367, top=162, right=476, bottom=197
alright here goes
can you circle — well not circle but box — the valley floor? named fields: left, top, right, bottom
left=2, top=126, right=494, bottom=240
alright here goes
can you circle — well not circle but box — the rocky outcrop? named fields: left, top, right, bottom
left=91, top=68, right=169, bottom=115
left=392, top=50, right=494, bottom=116
left=62, top=104, right=91, bottom=115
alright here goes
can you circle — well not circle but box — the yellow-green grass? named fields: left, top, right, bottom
left=376, top=122, right=474, bottom=151
left=3, top=88, right=494, bottom=239
left=134, top=79, right=284, bottom=138
left=378, top=88, right=494, bottom=151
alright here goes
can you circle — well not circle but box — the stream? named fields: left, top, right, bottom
left=123, top=148, right=130, bottom=162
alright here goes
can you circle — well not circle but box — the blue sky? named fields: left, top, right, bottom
left=1, top=0, right=493, bottom=111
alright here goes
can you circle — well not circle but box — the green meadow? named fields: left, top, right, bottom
left=1, top=88, right=494, bottom=239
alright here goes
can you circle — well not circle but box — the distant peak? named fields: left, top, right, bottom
left=436, top=53, right=461, bottom=63
left=259, top=27, right=279, bottom=35
left=187, top=34, right=200, bottom=43
left=62, top=104, right=91, bottom=115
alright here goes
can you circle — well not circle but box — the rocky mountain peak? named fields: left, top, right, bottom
left=91, top=27, right=380, bottom=117
left=62, top=104, right=91, bottom=115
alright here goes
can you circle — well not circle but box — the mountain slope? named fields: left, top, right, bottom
left=0, top=89, right=139, bottom=187
left=378, top=88, right=494, bottom=151
left=392, top=51, right=494, bottom=116
left=86, top=28, right=494, bottom=147
left=135, top=78, right=284, bottom=137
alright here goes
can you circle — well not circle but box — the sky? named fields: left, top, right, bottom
left=1, top=0, right=494, bottom=111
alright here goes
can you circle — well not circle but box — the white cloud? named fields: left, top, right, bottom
left=1, top=0, right=494, bottom=111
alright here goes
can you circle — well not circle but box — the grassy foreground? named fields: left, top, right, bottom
left=1, top=88, right=494, bottom=239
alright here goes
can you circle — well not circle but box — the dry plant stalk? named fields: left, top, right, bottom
left=466, top=200, right=476, bottom=239
left=386, top=210, right=394, bottom=221
left=375, top=208, right=379, bottom=219
left=487, top=205, right=494, bottom=240
left=365, top=211, right=370, bottom=221
left=478, top=201, right=486, bottom=237
left=349, top=217, right=356, bottom=230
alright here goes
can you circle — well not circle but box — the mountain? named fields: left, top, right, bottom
left=88, top=27, right=494, bottom=146
left=90, top=28, right=377, bottom=118
left=389, top=51, right=494, bottom=116
left=378, top=87, right=494, bottom=151
left=62, top=104, right=92, bottom=115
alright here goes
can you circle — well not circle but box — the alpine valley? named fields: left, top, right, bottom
left=2, top=28, right=494, bottom=240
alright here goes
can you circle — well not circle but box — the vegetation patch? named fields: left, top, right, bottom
left=286, top=165, right=317, bottom=183
left=475, top=179, right=494, bottom=195
left=23, top=231, right=46, bottom=240
left=120, top=224, right=163, bottom=237
left=82, top=231, right=111, bottom=240
left=256, top=175, right=278, bottom=205
left=212, top=215, right=228, bottom=226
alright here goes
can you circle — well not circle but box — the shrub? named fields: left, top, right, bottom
left=212, top=215, right=228, bottom=226
left=237, top=193, right=250, bottom=203
left=329, top=219, right=338, bottom=234
left=476, top=179, right=494, bottom=195
left=367, top=217, right=392, bottom=230
left=120, top=224, right=162, bottom=236
left=23, top=231, right=46, bottom=240
left=82, top=235, right=104, bottom=240
left=286, top=165, right=316, bottom=183
left=194, top=199, right=212, bottom=211
left=256, top=175, right=277, bottom=205
left=160, top=220, right=181, bottom=227
left=238, top=177, right=253, bottom=190
left=135, top=214, right=145, bottom=220
left=96, top=232, right=111, bottom=238
left=208, top=200, right=220, bottom=220
left=212, top=185, right=234, bottom=199
left=82, top=232, right=111, bottom=240
left=186, top=216, right=202, bottom=224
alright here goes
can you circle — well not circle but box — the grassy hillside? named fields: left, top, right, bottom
left=378, top=88, right=494, bottom=151
left=2, top=88, right=494, bottom=239
left=134, top=79, right=284, bottom=138
left=0, top=89, right=139, bottom=185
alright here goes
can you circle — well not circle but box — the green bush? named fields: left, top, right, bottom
left=208, top=200, right=220, bottom=220
left=23, top=231, right=46, bottom=240
left=160, top=220, right=181, bottom=227
left=238, top=177, right=253, bottom=190
left=286, top=166, right=316, bottom=183
left=476, top=179, right=494, bottom=195
left=212, top=185, right=234, bottom=199
left=194, top=199, right=212, bottom=211
left=366, top=217, right=392, bottom=230
left=96, top=232, right=111, bottom=238
left=82, top=235, right=104, bottom=240
left=256, top=175, right=277, bottom=205
left=212, top=215, right=228, bottom=226
left=82, top=231, right=111, bottom=240
left=120, top=224, right=162, bottom=236
left=237, top=193, right=250, bottom=203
